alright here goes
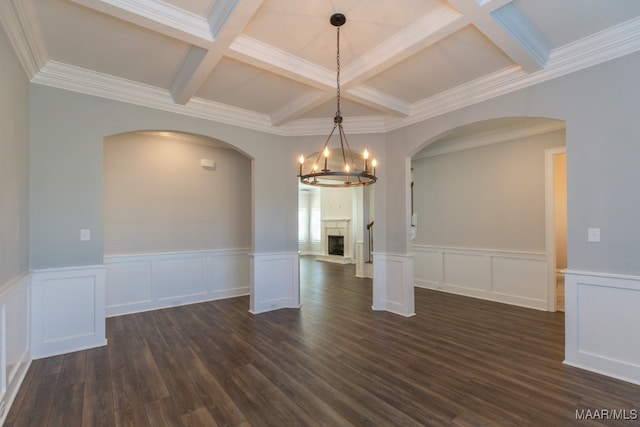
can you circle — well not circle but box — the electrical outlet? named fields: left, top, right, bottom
left=588, top=228, right=600, bottom=242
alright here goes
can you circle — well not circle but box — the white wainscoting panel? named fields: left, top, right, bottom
left=413, top=245, right=548, bottom=310
left=154, top=257, right=207, bottom=301
left=372, top=252, right=415, bottom=317
left=105, top=260, right=152, bottom=314
left=0, top=274, right=31, bottom=426
left=104, top=249, right=250, bottom=317
left=564, top=270, right=640, bottom=385
left=31, top=265, right=106, bottom=359
left=250, top=252, right=300, bottom=314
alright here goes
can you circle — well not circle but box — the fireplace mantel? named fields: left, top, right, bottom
left=317, top=219, right=353, bottom=264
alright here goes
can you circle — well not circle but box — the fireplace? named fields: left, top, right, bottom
left=328, top=235, right=344, bottom=256
left=318, top=219, right=351, bottom=264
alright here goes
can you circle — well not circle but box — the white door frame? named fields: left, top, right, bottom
left=544, top=147, right=566, bottom=312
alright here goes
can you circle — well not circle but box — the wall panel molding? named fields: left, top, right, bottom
left=105, top=249, right=250, bottom=317
left=250, top=252, right=299, bottom=314
left=0, top=273, right=31, bottom=425
left=564, top=270, right=640, bottom=385
left=31, top=265, right=106, bottom=359
left=412, top=245, right=548, bottom=310
left=372, top=252, right=415, bottom=317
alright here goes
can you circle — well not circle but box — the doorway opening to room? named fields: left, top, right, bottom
left=103, top=131, right=252, bottom=317
left=545, top=148, right=567, bottom=312
left=298, top=184, right=375, bottom=280
left=297, top=183, right=375, bottom=310
left=411, top=117, right=566, bottom=313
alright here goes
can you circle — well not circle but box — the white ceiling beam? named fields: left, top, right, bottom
left=346, top=86, right=412, bottom=117
left=446, top=0, right=549, bottom=72
left=170, top=0, right=263, bottom=105
left=70, top=0, right=214, bottom=47
left=227, top=35, right=336, bottom=91
left=270, top=91, right=333, bottom=127
left=341, top=5, right=469, bottom=86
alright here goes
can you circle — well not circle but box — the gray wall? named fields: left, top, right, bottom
left=29, top=85, right=296, bottom=269
left=391, top=51, right=640, bottom=276
left=0, top=26, right=29, bottom=286
left=104, top=132, right=251, bottom=255
left=412, top=130, right=565, bottom=252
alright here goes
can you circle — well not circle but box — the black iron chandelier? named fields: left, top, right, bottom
left=297, top=13, right=378, bottom=188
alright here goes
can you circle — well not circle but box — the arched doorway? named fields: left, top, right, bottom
left=103, top=131, right=252, bottom=316
left=410, top=117, right=566, bottom=311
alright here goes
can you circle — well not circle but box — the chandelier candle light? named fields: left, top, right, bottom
left=297, top=13, right=378, bottom=188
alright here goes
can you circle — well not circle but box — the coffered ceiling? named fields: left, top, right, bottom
left=1, top=0, right=640, bottom=135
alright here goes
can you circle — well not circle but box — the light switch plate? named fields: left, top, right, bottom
left=80, top=229, right=91, bottom=241
left=587, top=228, right=600, bottom=242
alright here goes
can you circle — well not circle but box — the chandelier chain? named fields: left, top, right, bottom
left=297, top=13, right=377, bottom=187
left=336, top=26, right=341, bottom=117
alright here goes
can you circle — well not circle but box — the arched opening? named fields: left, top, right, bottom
left=103, top=130, right=252, bottom=316
left=410, top=117, right=566, bottom=311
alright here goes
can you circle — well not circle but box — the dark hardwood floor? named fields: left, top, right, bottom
left=6, top=257, right=640, bottom=426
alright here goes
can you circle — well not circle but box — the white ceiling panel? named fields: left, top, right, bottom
left=196, top=57, right=316, bottom=114
left=364, top=25, right=515, bottom=102
left=35, top=0, right=190, bottom=89
left=514, top=0, right=640, bottom=49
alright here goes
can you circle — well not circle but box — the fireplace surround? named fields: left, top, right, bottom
left=317, top=218, right=352, bottom=264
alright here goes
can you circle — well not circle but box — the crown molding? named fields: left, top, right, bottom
left=279, top=116, right=392, bottom=137
left=0, top=0, right=47, bottom=79
left=20, top=11, right=640, bottom=137
left=32, top=61, right=280, bottom=134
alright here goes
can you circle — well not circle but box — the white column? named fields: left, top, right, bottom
left=250, top=252, right=300, bottom=314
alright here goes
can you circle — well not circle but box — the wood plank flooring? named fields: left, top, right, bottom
left=5, top=257, right=640, bottom=426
